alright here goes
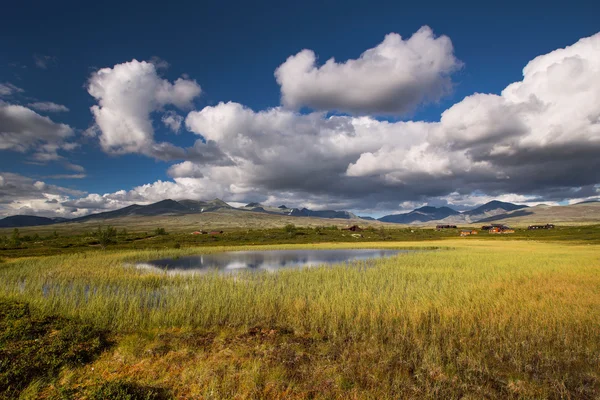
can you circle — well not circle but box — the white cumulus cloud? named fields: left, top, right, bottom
left=348, top=32, right=600, bottom=197
left=167, top=161, right=204, bottom=178
left=275, top=26, right=461, bottom=115
left=87, top=59, right=201, bottom=155
left=0, top=103, right=74, bottom=153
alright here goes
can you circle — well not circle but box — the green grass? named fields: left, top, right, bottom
left=0, top=238, right=599, bottom=398
left=1, top=224, right=599, bottom=258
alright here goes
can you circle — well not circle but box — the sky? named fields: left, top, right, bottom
left=1, top=0, right=600, bottom=218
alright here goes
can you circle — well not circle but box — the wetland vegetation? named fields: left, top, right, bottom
left=0, top=225, right=599, bottom=398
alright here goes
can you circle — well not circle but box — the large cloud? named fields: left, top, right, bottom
left=0, top=103, right=75, bottom=157
left=349, top=32, right=600, bottom=196
left=87, top=60, right=207, bottom=159
left=0, top=172, right=86, bottom=218
left=184, top=103, right=493, bottom=208
left=275, top=26, right=461, bottom=115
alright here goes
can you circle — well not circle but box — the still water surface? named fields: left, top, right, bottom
left=137, top=249, right=406, bottom=275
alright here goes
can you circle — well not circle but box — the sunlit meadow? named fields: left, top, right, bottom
left=1, top=239, right=598, bottom=398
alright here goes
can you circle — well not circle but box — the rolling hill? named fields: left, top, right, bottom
left=0, top=208, right=380, bottom=235
left=0, top=199, right=368, bottom=229
left=70, top=199, right=232, bottom=223
left=473, top=202, right=600, bottom=225
left=2, top=199, right=599, bottom=230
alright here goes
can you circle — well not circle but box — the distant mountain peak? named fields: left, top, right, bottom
left=210, top=198, right=230, bottom=206
left=414, top=206, right=436, bottom=212
left=464, top=200, right=528, bottom=217
left=378, top=205, right=459, bottom=224
left=377, top=201, right=531, bottom=225
left=422, top=206, right=460, bottom=214
left=153, top=199, right=180, bottom=205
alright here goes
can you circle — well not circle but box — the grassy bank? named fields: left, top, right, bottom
left=1, top=223, right=599, bottom=258
left=0, top=239, right=599, bottom=398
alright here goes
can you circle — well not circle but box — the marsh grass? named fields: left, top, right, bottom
left=1, top=240, right=599, bottom=398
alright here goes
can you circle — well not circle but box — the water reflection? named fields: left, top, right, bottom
left=136, top=249, right=406, bottom=275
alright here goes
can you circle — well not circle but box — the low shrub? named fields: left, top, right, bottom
left=284, top=224, right=296, bottom=233
left=0, top=299, right=111, bottom=399
left=94, top=225, right=117, bottom=249
left=154, top=228, right=168, bottom=236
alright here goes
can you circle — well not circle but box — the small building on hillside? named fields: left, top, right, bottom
left=436, top=224, right=457, bottom=230
left=482, top=224, right=509, bottom=230
left=528, top=224, right=555, bottom=230
left=486, top=224, right=514, bottom=234
left=342, top=225, right=363, bottom=232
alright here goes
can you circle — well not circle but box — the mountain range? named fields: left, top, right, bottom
left=378, top=206, right=460, bottom=224
left=377, top=200, right=528, bottom=224
left=0, top=198, right=598, bottom=228
left=70, top=199, right=233, bottom=223
left=239, top=203, right=358, bottom=219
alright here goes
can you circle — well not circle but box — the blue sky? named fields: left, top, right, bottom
left=1, top=0, right=600, bottom=217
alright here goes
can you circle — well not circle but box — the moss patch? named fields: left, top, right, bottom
left=0, top=300, right=110, bottom=399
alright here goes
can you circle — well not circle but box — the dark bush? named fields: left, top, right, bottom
left=10, top=229, right=20, bottom=247
left=0, top=300, right=111, bottom=399
left=284, top=224, right=296, bottom=233
left=154, top=228, right=168, bottom=236
left=94, top=226, right=117, bottom=249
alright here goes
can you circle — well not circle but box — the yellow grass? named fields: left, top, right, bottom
left=1, top=240, right=599, bottom=398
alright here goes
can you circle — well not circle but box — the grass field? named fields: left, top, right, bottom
left=1, top=230, right=599, bottom=399
left=1, top=223, right=599, bottom=259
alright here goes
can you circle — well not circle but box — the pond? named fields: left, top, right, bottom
left=136, top=249, right=407, bottom=275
